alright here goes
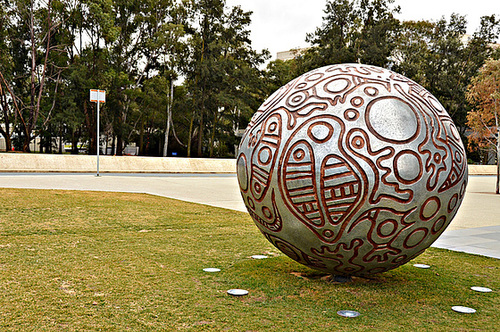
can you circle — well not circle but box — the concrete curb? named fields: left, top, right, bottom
left=0, top=153, right=497, bottom=175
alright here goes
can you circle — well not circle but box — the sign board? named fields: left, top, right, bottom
left=90, top=89, right=106, bottom=103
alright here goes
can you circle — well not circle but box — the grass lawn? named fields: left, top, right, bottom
left=0, top=188, right=498, bottom=331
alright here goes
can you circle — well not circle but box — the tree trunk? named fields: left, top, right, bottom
left=163, top=79, right=174, bottom=157
left=197, top=112, right=204, bottom=156
left=139, top=118, right=144, bottom=155
left=209, top=111, right=218, bottom=157
left=187, top=110, right=195, bottom=157
left=116, top=135, right=123, bottom=156
left=22, top=135, right=31, bottom=153
left=71, top=130, right=78, bottom=154
left=111, top=135, right=116, bottom=155
left=58, top=128, right=63, bottom=154
left=4, top=135, right=12, bottom=152
left=0, top=127, right=12, bottom=152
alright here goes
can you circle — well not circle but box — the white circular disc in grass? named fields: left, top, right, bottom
left=452, top=306, right=476, bottom=314
left=337, top=310, right=360, bottom=318
left=227, top=289, right=249, bottom=296
left=471, top=286, right=492, bottom=293
left=251, top=255, right=268, bottom=259
left=413, top=264, right=430, bottom=269
left=203, top=268, right=221, bottom=273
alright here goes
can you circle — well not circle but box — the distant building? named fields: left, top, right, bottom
left=276, top=47, right=310, bottom=61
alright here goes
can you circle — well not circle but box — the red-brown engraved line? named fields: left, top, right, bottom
left=320, top=121, right=368, bottom=244
left=237, top=153, right=248, bottom=193
left=321, top=75, right=392, bottom=107
left=364, top=96, right=421, bottom=144
left=248, top=190, right=282, bottom=232
left=359, top=209, right=406, bottom=263
left=402, top=228, right=429, bottom=250
left=307, top=121, right=334, bottom=144
left=279, top=73, right=393, bottom=130
left=286, top=181, right=314, bottom=196
left=323, top=172, right=358, bottom=185
left=311, top=238, right=365, bottom=275
left=344, top=129, right=412, bottom=205
left=259, top=76, right=302, bottom=116
left=324, top=190, right=359, bottom=204
left=286, top=181, right=314, bottom=191
left=350, top=65, right=386, bottom=75
left=263, top=233, right=329, bottom=270
left=277, top=115, right=362, bottom=244
left=326, top=64, right=385, bottom=76
left=439, top=166, right=464, bottom=193
left=251, top=164, right=270, bottom=178
left=374, top=144, right=414, bottom=204
left=325, top=194, right=358, bottom=205
left=394, top=83, right=452, bottom=191
left=285, top=161, right=313, bottom=168
left=261, top=137, right=280, bottom=147
left=283, top=140, right=327, bottom=229
left=286, top=174, right=314, bottom=182
left=392, top=150, right=423, bottom=185
left=282, top=105, right=330, bottom=130
left=288, top=189, right=315, bottom=198
left=250, top=179, right=267, bottom=195
left=249, top=114, right=282, bottom=202
left=285, top=86, right=332, bottom=109
left=420, top=117, right=449, bottom=191
left=246, top=111, right=283, bottom=150
left=438, top=123, right=467, bottom=192
left=320, top=155, right=361, bottom=227
left=396, top=81, right=450, bottom=122
left=347, top=207, right=418, bottom=264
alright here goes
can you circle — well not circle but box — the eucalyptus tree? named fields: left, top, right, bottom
left=0, top=1, right=15, bottom=151
left=466, top=60, right=500, bottom=193
left=393, top=14, right=500, bottom=131
left=302, top=0, right=400, bottom=71
left=135, top=0, right=188, bottom=156
left=185, top=0, right=268, bottom=157
left=0, top=0, right=70, bottom=152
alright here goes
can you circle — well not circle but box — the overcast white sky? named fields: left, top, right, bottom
left=226, top=0, right=500, bottom=60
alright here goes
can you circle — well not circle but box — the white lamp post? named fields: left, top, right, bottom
left=90, top=89, right=106, bottom=176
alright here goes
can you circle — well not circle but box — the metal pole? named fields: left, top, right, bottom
left=97, top=100, right=100, bottom=177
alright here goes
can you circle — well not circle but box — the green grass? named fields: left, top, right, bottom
left=0, top=188, right=498, bottom=331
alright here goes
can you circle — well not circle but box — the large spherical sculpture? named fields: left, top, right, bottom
left=237, top=63, right=468, bottom=276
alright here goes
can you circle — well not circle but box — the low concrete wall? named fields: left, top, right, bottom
left=0, top=153, right=236, bottom=173
left=0, top=153, right=497, bottom=175
left=468, top=165, right=497, bottom=176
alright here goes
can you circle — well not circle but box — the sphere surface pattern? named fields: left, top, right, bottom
left=237, top=64, right=468, bottom=276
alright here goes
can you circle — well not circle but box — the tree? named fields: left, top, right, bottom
left=0, top=1, right=15, bottom=151
left=263, top=58, right=299, bottom=96
left=135, top=0, right=188, bottom=156
left=466, top=59, right=500, bottom=194
left=393, top=14, right=500, bottom=131
left=185, top=0, right=267, bottom=157
left=302, top=0, right=400, bottom=71
left=0, top=0, right=68, bottom=152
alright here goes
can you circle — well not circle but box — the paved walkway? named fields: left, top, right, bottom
left=0, top=173, right=498, bottom=259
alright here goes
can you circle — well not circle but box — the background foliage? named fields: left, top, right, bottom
left=0, top=0, right=499, bottom=159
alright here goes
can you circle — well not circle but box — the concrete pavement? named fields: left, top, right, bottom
left=0, top=173, right=499, bottom=259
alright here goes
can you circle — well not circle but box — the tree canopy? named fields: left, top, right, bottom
left=466, top=59, right=500, bottom=192
left=0, top=0, right=499, bottom=160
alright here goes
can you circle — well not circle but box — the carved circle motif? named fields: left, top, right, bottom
left=237, top=64, right=468, bottom=276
